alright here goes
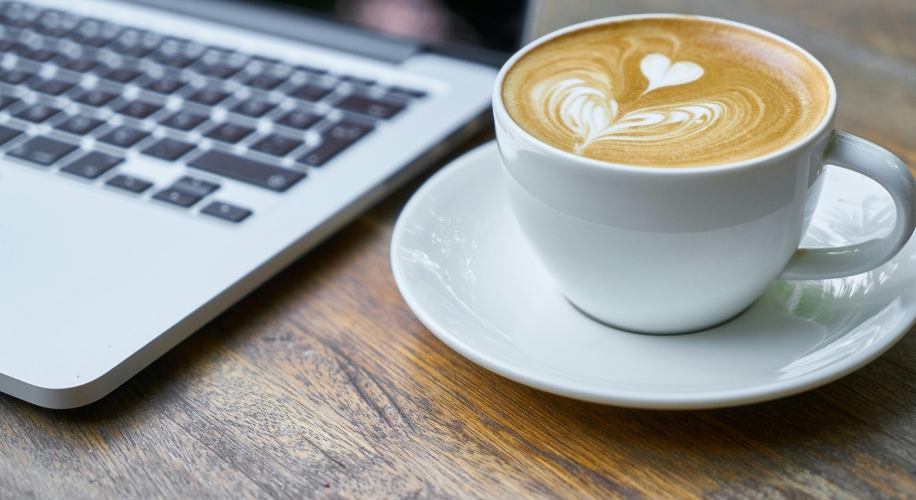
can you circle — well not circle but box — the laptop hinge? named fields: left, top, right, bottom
left=120, top=0, right=421, bottom=64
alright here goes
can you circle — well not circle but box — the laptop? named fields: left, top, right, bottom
left=0, top=0, right=534, bottom=408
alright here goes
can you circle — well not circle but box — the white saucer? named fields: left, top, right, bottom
left=391, top=142, right=916, bottom=409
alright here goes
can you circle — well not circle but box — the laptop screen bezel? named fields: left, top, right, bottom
left=122, top=0, right=536, bottom=66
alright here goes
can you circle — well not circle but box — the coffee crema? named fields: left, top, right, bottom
left=502, top=17, right=831, bottom=167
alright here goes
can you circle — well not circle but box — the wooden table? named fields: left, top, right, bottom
left=5, top=1, right=916, bottom=498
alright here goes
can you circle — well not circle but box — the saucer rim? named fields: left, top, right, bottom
left=391, top=141, right=916, bottom=409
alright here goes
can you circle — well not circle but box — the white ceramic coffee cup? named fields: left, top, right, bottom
left=494, top=14, right=916, bottom=334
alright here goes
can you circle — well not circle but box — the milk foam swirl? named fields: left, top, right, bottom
left=502, top=18, right=830, bottom=167
left=540, top=69, right=732, bottom=153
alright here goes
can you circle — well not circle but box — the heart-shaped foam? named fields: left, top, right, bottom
left=545, top=76, right=723, bottom=152
left=640, top=53, right=704, bottom=94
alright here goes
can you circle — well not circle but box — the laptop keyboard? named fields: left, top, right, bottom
left=0, top=1, right=428, bottom=223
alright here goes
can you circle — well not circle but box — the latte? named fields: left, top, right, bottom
left=501, top=17, right=831, bottom=167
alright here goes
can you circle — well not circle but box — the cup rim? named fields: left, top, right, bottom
left=493, top=13, right=839, bottom=175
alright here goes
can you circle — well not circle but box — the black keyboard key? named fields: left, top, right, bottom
left=160, top=111, right=208, bottom=131
left=58, top=57, right=101, bottom=73
left=251, top=55, right=281, bottom=65
left=294, top=65, right=327, bottom=75
left=189, top=150, right=305, bottom=192
left=0, top=69, right=35, bottom=85
left=275, top=110, right=321, bottom=130
left=172, top=176, right=219, bottom=197
left=335, top=94, right=405, bottom=119
left=3, top=19, right=33, bottom=29
left=117, top=100, right=163, bottom=119
left=79, top=36, right=116, bottom=49
left=246, top=74, right=286, bottom=90
left=6, top=17, right=35, bottom=29
left=388, top=86, right=427, bottom=99
left=98, top=126, right=150, bottom=148
left=298, top=120, right=373, bottom=166
left=152, top=53, right=197, bottom=69
left=162, top=53, right=199, bottom=69
left=15, top=105, right=61, bottom=123
left=60, top=151, right=123, bottom=179
left=201, top=201, right=251, bottom=222
left=144, top=78, right=185, bottom=95
left=99, top=67, right=144, bottom=83
left=339, top=75, right=375, bottom=86
left=56, top=115, right=104, bottom=135
left=17, top=47, right=61, bottom=62
left=230, top=99, right=275, bottom=118
left=0, top=40, right=22, bottom=52
left=0, top=95, right=20, bottom=111
left=38, top=25, right=75, bottom=38
left=142, top=138, right=196, bottom=161
left=0, top=124, right=23, bottom=145
left=106, top=174, right=152, bottom=193
left=289, top=84, right=332, bottom=102
left=160, top=37, right=193, bottom=47
left=120, top=44, right=157, bottom=59
left=31, top=79, right=76, bottom=96
left=2, top=18, right=37, bottom=30
left=196, top=64, right=240, bottom=79
left=74, top=89, right=118, bottom=107
left=250, top=134, right=303, bottom=157
left=187, top=89, right=230, bottom=106
left=8, top=136, right=78, bottom=165
left=153, top=188, right=201, bottom=208
left=205, top=122, right=254, bottom=144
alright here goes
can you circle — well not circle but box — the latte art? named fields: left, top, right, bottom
left=503, top=18, right=830, bottom=167
left=639, top=53, right=703, bottom=94
left=544, top=53, right=717, bottom=153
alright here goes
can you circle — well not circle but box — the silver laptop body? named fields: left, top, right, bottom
left=0, top=0, right=519, bottom=407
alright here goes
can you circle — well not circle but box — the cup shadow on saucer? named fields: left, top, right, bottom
left=566, top=297, right=755, bottom=336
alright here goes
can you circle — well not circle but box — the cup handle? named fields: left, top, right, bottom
left=778, top=131, right=916, bottom=280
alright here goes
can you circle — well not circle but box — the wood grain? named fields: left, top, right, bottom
left=4, top=1, right=916, bottom=498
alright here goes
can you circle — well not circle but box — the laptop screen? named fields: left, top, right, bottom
left=265, top=0, right=529, bottom=53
